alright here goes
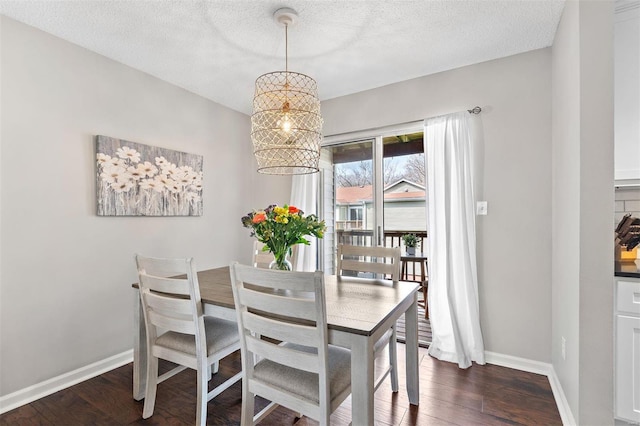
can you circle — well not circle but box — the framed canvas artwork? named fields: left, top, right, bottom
left=95, top=135, right=203, bottom=216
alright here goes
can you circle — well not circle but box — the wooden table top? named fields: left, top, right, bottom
left=134, top=266, right=419, bottom=337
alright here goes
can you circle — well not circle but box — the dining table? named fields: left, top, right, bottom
left=132, top=266, right=420, bottom=425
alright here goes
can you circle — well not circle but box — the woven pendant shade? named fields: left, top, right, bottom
left=251, top=8, right=323, bottom=175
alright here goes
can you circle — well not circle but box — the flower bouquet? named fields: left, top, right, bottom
left=241, top=204, right=326, bottom=270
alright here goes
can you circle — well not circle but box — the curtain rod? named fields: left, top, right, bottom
left=323, top=105, right=482, bottom=143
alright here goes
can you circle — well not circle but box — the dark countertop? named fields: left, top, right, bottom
left=615, top=260, right=640, bottom=278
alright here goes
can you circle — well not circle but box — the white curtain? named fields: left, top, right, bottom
left=290, top=173, right=319, bottom=272
left=424, top=111, right=485, bottom=368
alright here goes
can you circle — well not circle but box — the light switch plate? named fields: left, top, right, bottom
left=476, top=201, right=488, bottom=215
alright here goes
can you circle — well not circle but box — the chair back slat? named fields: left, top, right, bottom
left=143, top=289, right=193, bottom=316
left=148, top=310, right=196, bottom=335
left=237, top=265, right=317, bottom=292
left=238, top=287, right=317, bottom=321
left=339, top=258, right=395, bottom=276
left=346, top=244, right=400, bottom=259
left=245, top=335, right=320, bottom=373
left=136, top=256, right=193, bottom=281
left=242, top=311, right=319, bottom=347
left=139, top=275, right=191, bottom=296
left=336, top=244, right=401, bottom=281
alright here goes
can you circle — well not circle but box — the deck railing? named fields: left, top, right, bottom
left=336, top=229, right=427, bottom=251
left=335, top=229, right=428, bottom=282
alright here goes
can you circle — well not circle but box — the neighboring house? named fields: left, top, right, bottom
left=335, top=179, right=427, bottom=231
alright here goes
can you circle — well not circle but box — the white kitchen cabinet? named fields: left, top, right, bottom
left=615, top=277, right=640, bottom=423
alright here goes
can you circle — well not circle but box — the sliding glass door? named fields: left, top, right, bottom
left=332, top=139, right=376, bottom=245
left=320, top=124, right=426, bottom=273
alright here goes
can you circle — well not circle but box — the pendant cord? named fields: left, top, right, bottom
left=285, top=24, right=289, bottom=73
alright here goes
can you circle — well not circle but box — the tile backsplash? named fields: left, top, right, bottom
left=615, top=186, right=640, bottom=224
left=615, top=186, right=640, bottom=260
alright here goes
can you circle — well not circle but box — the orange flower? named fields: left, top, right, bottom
left=288, top=205, right=300, bottom=214
left=252, top=212, right=266, bottom=224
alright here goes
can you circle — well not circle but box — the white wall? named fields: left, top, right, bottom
left=551, top=1, right=614, bottom=424
left=322, top=48, right=553, bottom=362
left=0, top=16, right=287, bottom=397
left=614, top=3, right=640, bottom=180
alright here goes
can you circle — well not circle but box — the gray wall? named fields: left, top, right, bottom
left=551, top=1, right=614, bottom=424
left=322, top=48, right=554, bottom=362
left=0, top=17, right=286, bottom=397
left=551, top=0, right=582, bottom=415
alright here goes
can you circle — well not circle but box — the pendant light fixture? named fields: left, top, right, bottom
left=251, top=8, right=323, bottom=175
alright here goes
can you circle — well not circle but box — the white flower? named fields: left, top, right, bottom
left=111, top=178, right=134, bottom=193
left=177, top=173, right=194, bottom=186
left=167, top=180, right=182, bottom=194
left=155, top=156, right=169, bottom=167
left=140, top=178, right=164, bottom=192
left=190, top=177, right=203, bottom=191
left=104, top=156, right=124, bottom=168
left=180, top=165, right=195, bottom=175
left=127, top=165, right=145, bottom=180
left=116, top=146, right=141, bottom=163
left=100, top=165, right=127, bottom=184
left=179, top=167, right=197, bottom=183
left=162, top=163, right=181, bottom=179
left=138, top=161, right=158, bottom=177
left=155, top=175, right=176, bottom=190
left=189, top=172, right=203, bottom=189
left=96, top=153, right=112, bottom=166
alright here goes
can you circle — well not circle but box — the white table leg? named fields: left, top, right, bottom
left=350, top=333, right=374, bottom=425
left=405, top=295, right=420, bottom=405
left=133, top=291, right=146, bottom=401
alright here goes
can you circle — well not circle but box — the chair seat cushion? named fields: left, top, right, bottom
left=252, top=343, right=351, bottom=405
left=155, top=316, right=239, bottom=356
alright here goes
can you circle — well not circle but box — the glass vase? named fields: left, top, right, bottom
left=269, top=252, right=292, bottom=271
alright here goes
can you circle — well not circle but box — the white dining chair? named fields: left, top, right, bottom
left=135, top=255, right=242, bottom=426
left=229, top=262, right=352, bottom=426
left=252, top=240, right=299, bottom=270
left=252, top=241, right=275, bottom=269
left=336, top=244, right=401, bottom=393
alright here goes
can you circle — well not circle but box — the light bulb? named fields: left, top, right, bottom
left=280, top=113, right=292, bottom=133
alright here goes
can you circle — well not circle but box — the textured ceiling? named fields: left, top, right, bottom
left=0, top=0, right=565, bottom=115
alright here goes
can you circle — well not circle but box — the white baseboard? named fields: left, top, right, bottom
left=547, top=368, right=577, bottom=426
left=1, top=347, right=577, bottom=426
left=485, top=351, right=576, bottom=426
left=0, top=349, right=133, bottom=415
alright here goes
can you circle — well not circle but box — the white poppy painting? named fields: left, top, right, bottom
left=96, top=135, right=203, bottom=216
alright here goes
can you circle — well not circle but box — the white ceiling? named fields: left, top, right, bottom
left=0, top=0, right=565, bottom=115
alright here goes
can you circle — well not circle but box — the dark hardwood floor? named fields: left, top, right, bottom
left=0, top=344, right=562, bottom=425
